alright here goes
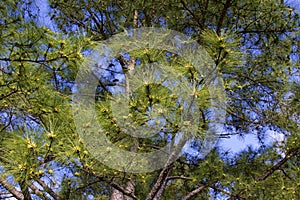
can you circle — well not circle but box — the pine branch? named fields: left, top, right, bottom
left=182, top=185, right=206, bottom=200
left=36, top=179, right=62, bottom=200
left=0, top=176, right=24, bottom=200
left=75, top=179, right=104, bottom=191
left=238, top=28, right=298, bottom=34
left=0, top=113, right=13, bottom=133
left=0, top=56, right=65, bottom=64
left=28, top=181, right=51, bottom=200
left=180, top=0, right=204, bottom=29
left=257, top=147, right=300, bottom=181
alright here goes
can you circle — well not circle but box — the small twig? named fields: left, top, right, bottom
left=166, top=176, right=192, bottom=181
left=209, top=184, right=247, bottom=200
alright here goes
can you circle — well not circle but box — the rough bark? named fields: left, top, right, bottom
left=110, top=185, right=124, bottom=200
left=110, top=8, right=138, bottom=200
left=145, top=136, right=187, bottom=200
left=124, top=180, right=136, bottom=200
left=152, top=177, right=167, bottom=200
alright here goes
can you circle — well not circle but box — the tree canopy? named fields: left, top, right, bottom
left=0, top=0, right=299, bottom=199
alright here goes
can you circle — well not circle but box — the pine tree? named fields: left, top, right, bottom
left=0, top=0, right=299, bottom=199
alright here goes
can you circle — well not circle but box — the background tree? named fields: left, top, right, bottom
left=0, top=0, right=299, bottom=199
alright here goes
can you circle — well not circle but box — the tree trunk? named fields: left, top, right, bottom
left=109, top=8, right=138, bottom=200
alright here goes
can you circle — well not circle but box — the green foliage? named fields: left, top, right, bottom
left=0, top=0, right=299, bottom=199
